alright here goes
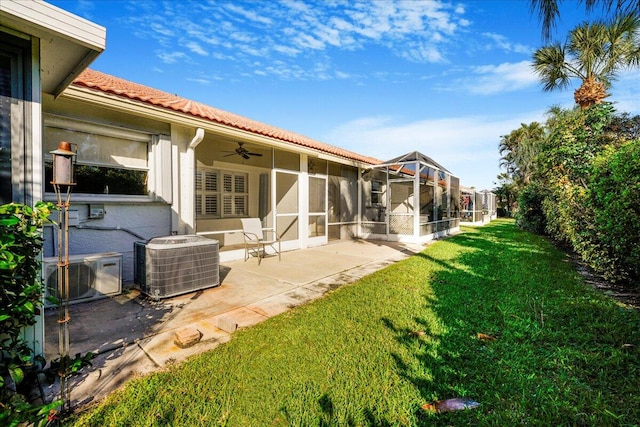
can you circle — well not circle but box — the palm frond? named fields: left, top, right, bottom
left=532, top=44, right=574, bottom=91
left=607, top=13, right=640, bottom=70
left=533, top=10, right=640, bottom=106
left=531, top=0, right=640, bottom=41
left=530, top=0, right=561, bottom=41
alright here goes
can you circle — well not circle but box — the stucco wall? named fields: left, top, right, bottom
left=43, top=202, right=171, bottom=282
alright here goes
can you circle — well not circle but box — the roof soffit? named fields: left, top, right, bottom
left=0, top=0, right=106, bottom=95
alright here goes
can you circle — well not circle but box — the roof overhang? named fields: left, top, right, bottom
left=0, top=0, right=106, bottom=96
left=60, top=84, right=370, bottom=168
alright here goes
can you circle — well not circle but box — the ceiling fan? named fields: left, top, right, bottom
left=223, top=142, right=263, bottom=160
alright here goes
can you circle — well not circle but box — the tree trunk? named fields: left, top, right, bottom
left=574, top=76, right=609, bottom=109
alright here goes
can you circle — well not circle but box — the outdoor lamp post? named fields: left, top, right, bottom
left=50, top=141, right=76, bottom=413
left=51, top=143, right=76, bottom=186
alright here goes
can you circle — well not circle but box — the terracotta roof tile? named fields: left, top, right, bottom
left=72, top=69, right=381, bottom=165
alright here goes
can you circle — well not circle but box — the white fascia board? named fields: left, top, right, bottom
left=0, top=0, right=106, bottom=51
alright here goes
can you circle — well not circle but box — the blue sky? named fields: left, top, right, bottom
left=51, top=0, right=639, bottom=190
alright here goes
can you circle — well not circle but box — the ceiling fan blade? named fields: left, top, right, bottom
left=222, top=142, right=261, bottom=160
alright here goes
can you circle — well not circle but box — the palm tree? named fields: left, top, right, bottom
left=532, top=13, right=640, bottom=109
left=499, top=122, right=545, bottom=186
left=530, top=0, right=639, bottom=40
left=493, top=173, right=518, bottom=216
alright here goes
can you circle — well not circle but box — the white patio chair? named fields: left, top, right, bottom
left=241, top=218, right=281, bottom=265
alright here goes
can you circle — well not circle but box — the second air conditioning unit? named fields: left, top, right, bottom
left=43, top=252, right=123, bottom=307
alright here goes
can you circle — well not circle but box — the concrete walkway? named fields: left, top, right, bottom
left=43, top=239, right=426, bottom=410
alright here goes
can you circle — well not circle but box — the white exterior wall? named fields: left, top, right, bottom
left=1, top=0, right=106, bottom=358
left=171, top=125, right=195, bottom=235
left=42, top=203, right=171, bottom=282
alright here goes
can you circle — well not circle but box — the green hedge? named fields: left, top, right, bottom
left=515, top=183, right=547, bottom=234
left=515, top=104, right=640, bottom=284
left=589, top=140, right=640, bottom=281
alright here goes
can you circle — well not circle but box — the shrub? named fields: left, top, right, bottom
left=0, top=202, right=60, bottom=426
left=536, top=104, right=626, bottom=278
left=515, top=183, right=547, bottom=234
left=589, top=140, right=640, bottom=282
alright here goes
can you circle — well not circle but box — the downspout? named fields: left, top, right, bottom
left=184, top=128, right=204, bottom=234
left=189, top=128, right=205, bottom=149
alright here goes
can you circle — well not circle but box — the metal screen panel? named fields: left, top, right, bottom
left=389, top=214, right=413, bottom=235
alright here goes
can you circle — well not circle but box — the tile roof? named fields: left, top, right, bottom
left=72, top=69, right=381, bottom=165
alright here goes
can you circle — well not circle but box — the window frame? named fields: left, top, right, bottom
left=195, top=168, right=248, bottom=218
left=43, top=115, right=154, bottom=203
left=370, top=179, right=385, bottom=207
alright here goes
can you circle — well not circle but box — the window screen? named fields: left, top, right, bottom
left=44, top=124, right=149, bottom=195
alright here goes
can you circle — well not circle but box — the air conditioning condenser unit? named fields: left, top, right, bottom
left=43, top=252, right=122, bottom=307
left=134, top=235, right=219, bottom=298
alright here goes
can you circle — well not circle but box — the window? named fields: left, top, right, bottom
left=196, top=169, right=248, bottom=218
left=1, top=33, right=31, bottom=204
left=44, top=118, right=149, bottom=196
left=449, top=176, right=460, bottom=217
left=437, top=170, right=448, bottom=220
left=195, top=170, right=219, bottom=216
left=371, top=180, right=384, bottom=206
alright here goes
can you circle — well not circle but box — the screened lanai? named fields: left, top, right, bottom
left=461, top=187, right=497, bottom=225
left=360, top=151, right=460, bottom=244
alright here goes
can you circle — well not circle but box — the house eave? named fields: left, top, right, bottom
left=0, top=0, right=106, bottom=95
left=60, top=85, right=372, bottom=168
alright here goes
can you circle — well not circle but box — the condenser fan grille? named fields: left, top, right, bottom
left=43, top=253, right=122, bottom=307
left=47, top=262, right=96, bottom=301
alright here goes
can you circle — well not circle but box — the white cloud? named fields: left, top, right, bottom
left=149, top=22, right=175, bottom=38
left=292, top=32, right=326, bottom=50
left=118, top=1, right=521, bottom=81
left=273, top=44, right=301, bottom=56
left=611, top=69, right=640, bottom=115
left=185, top=41, right=208, bottom=56
left=471, top=61, right=538, bottom=95
left=325, top=110, right=547, bottom=189
left=400, top=42, right=444, bottom=63
left=186, top=77, right=212, bottom=85
left=441, top=61, right=538, bottom=95
left=229, top=32, right=256, bottom=43
left=482, top=32, right=533, bottom=54
left=157, top=51, right=188, bottom=64
left=314, top=23, right=343, bottom=47
left=284, top=0, right=313, bottom=15
left=223, top=3, right=273, bottom=25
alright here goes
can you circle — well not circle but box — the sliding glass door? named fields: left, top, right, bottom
left=0, top=42, right=25, bottom=204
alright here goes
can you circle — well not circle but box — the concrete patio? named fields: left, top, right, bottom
left=42, top=238, right=429, bottom=410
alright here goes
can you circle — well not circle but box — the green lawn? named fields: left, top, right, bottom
left=69, top=219, right=640, bottom=426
